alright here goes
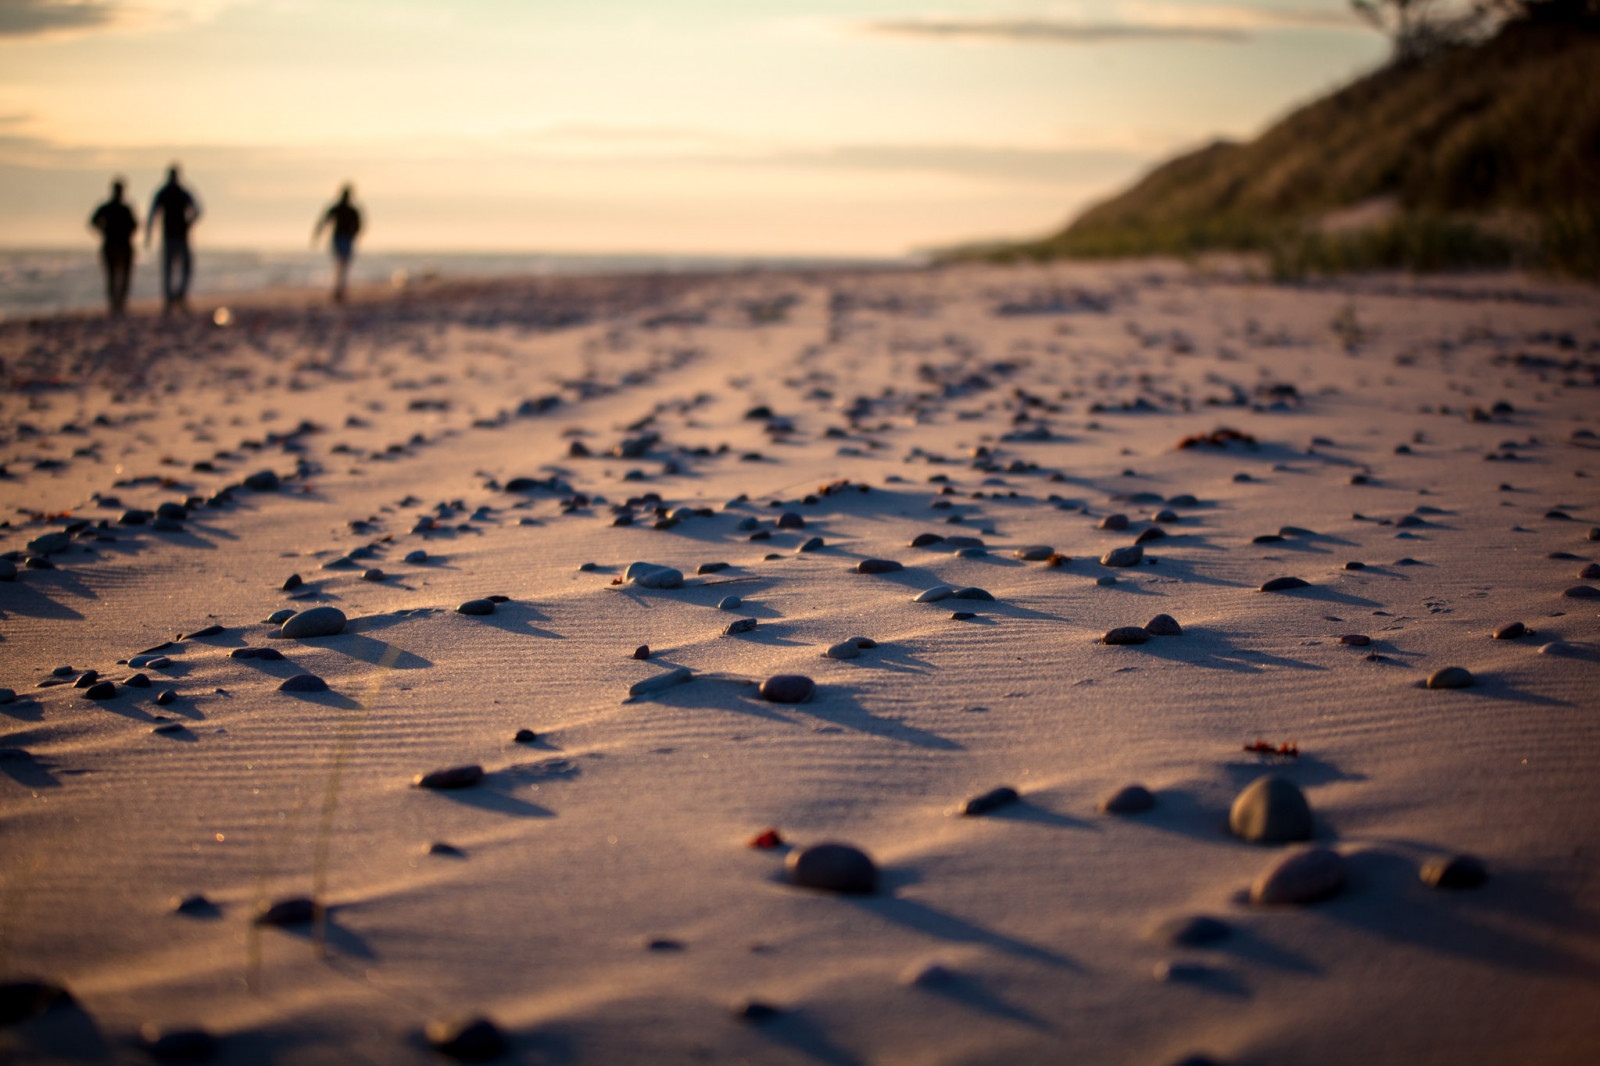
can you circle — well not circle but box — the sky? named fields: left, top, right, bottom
left=0, top=1, right=1389, bottom=255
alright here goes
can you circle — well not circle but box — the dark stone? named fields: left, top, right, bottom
left=0, top=978, right=75, bottom=1025
left=243, top=470, right=280, bottom=491
left=254, top=896, right=316, bottom=926
left=1100, top=784, right=1155, bottom=814
left=278, top=674, right=328, bottom=693
left=1259, top=576, right=1309, bottom=592
left=961, top=786, right=1019, bottom=815
left=281, top=573, right=303, bottom=591
left=1145, top=614, right=1182, bottom=636
left=950, top=611, right=976, bottom=620
left=172, top=894, right=217, bottom=915
left=776, top=512, right=805, bottom=529
left=949, top=586, right=994, bottom=601
left=72, top=670, right=101, bottom=688
left=457, top=599, right=496, bottom=615
left=1339, top=634, right=1371, bottom=646
left=1251, top=847, right=1346, bottom=905
left=796, top=536, right=824, bottom=552
left=1426, top=666, right=1474, bottom=689
left=415, top=765, right=485, bottom=789
left=786, top=842, right=878, bottom=893
left=139, top=1023, right=218, bottom=1062
left=230, top=647, right=285, bottom=660
left=155, top=689, right=176, bottom=705
left=1493, top=622, right=1526, bottom=640
left=856, top=558, right=903, bottom=574
left=124, top=672, right=152, bottom=687
left=84, top=681, right=117, bottom=700
left=1150, top=915, right=1230, bottom=947
left=181, top=624, right=224, bottom=640
left=1098, top=513, right=1129, bottom=531
left=513, top=729, right=538, bottom=744
left=1345, top=560, right=1365, bottom=570
left=698, top=561, right=729, bottom=574
left=1103, top=626, right=1150, bottom=645
left=1101, top=545, right=1143, bottom=567
left=723, top=617, right=758, bottom=636
left=734, top=999, right=783, bottom=1022
left=1252, top=534, right=1284, bottom=544
left=279, top=606, right=346, bottom=638
left=1562, top=585, right=1600, bottom=599
left=1421, top=853, right=1488, bottom=890
left=1013, top=545, right=1053, bottom=560
left=909, top=533, right=945, bottom=547
left=424, top=1016, right=508, bottom=1061
left=429, top=842, right=466, bottom=857
left=1229, top=775, right=1313, bottom=843
left=759, top=675, right=814, bottom=703
left=1134, top=527, right=1167, bottom=544
left=361, top=569, right=384, bottom=582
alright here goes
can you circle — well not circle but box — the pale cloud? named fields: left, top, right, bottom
left=858, top=3, right=1359, bottom=45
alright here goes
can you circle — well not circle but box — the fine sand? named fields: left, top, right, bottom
left=2, top=261, right=1598, bottom=1065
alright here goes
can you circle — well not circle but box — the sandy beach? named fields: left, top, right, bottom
left=3, top=260, right=1598, bottom=1065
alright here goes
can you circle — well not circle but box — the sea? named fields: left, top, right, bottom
left=0, top=248, right=914, bottom=320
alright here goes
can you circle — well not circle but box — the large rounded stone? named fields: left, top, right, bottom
left=1250, top=847, right=1346, bottom=905
left=759, top=675, right=814, bottom=703
left=279, top=606, right=346, bottom=639
left=1229, top=775, right=1313, bottom=843
left=1101, top=545, right=1144, bottom=567
left=1103, top=626, right=1149, bottom=645
left=786, top=842, right=878, bottom=893
left=1426, top=666, right=1474, bottom=689
left=424, top=1016, right=507, bottom=1062
left=1100, top=783, right=1155, bottom=814
left=1421, top=853, right=1488, bottom=889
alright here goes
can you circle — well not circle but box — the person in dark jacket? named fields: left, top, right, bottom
left=313, top=184, right=363, bottom=304
left=146, top=164, right=201, bottom=313
left=89, top=178, right=138, bottom=316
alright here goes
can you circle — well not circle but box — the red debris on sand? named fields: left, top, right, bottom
left=748, top=828, right=785, bottom=849
left=1243, top=739, right=1299, bottom=758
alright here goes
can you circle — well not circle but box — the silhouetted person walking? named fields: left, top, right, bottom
left=89, top=178, right=137, bottom=316
left=147, top=164, right=201, bottom=314
left=313, top=184, right=362, bottom=304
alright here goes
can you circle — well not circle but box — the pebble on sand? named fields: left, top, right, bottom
left=1250, top=847, right=1346, bottom=905
left=1103, top=626, right=1150, bottom=645
left=1426, top=666, right=1474, bottom=689
left=632, top=645, right=651, bottom=660
left=1259, top=576, right=1310, bottom=592
left=786, top=842, right=878, bottom=893
left=1561, top=585, right=1600, bottom=599
left=1493, top=622, right=1527, bottom=640
left=629, top=667, right=691, bottom=698
left=138, top=1023, right=218, bottom=1062
left=796, top=536, right=824, bottom=552
left=1145, top=614, right=1182, bottom=636
left=83, top=681, right=117, bottom=700
left=278, top=674, right=328, bottom=693
left=1229, top=775, right=1313, bottom=843
left=960, top=786, right=1020, bottom=815
left=1101, top=545, right=1144, bottom=567
left=1013, top=546, right=1054, bottom=561
left=253, top=897, right=316, bottom=926
left=424, top=1016, right=508, bottom=1062
left=759, top=675, right=814, bottom=703
left=717, top=596, right=742, bottom=610
left=856, top=558, right=903, bottom=574
left=456, top=599, right=496, bottom=615
left=723, top=617, right=758, bottom=636
left=910, top=533, right=945, bottom=547
left=414, top=765, right=485, bottom=790
left=1100, top=784, right=1156, bottom=814
left=230, top=647, right=285, bottom=661
left=949, top=586, right=994, bottom=601
left=513, top=729, right=538, bottom=743
left=1421, top=853, right=1488, bottom=889
left=1339, top=634, right=1371, bottom=646
left=281, top=573, right=303, bottom=591
left=1149, top=915, right=1230, bottom=947
left=825, top=641, right=861, bottom=660
left=914, top=585, right=955, bottom=603
left=1540, top=641, right=1581, bottom=657
left=1098, top=513, right=1129, bottom=531
left=279, top=606, right=346, bottom=638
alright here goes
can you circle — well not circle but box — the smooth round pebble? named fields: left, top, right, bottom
left=456, top=599, right=496, bottom=615
left=1426, top=666, right=1474, bottom=689
left=1098, top=513, right=1129, bottom=531
left=1421, top=853, right=1488, bottom=889
left=1103, top=626, right=1149, bottom=645
left=1150, top=915, right=1230, bottom=947
left=759, top=675, right=814, bottom=703
left=913, top=585, right=954, bottom=603
left=1144, top=614, right=1182, bottom=636
left=1013, top=545, right=1053, bottom=561
left=1100, top=783, right=1155, bottom=814
left=961, top=786, right=1019, bottom=815
left=265, top=609, right=294, bottom=624
left=1540, top=641, right=1580, bottom=657
left=254, top=896, right=316, bottom=926
left=1493, top=622, right=1526, bottom=640
left=424, top=1016, right=507, bottom=1062
left=786, top=842, right=878, bottom=893
left=1259, top=576, right=1309, bottom=592
left=1339, top=634, right=1371, bottom=647
left=824, top=640, right=861, bottom=660
left=281, top=573, right=303, bottom=591
left=1101, top=545, right=1143, bottom=567
left=856, top=558, right=903, bottom=574
left=513, top=728, right=538, bottom=743
left=279, top=606, right=346, bottom=638
left=1561, top=585, right=1600, bottom=599
left=632, top=645, right=650, bottom=660
left=405, top=550, right=429, bottom=564
left=717, top=596, right=742, bottom=610
left=138, top=1023, right=218, bottom=1062
left=83, top=681, right=116, bottom=700
left=1250, top=846, right=1346, bottom=905
left=414, top=765, right=485, bottom=790
left=278, top=674, right=328, bottom=693
left=1229, top=775, right=1313, bottom=843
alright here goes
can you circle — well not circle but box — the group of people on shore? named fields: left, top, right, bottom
left=88, top=165, right=363, bottom=316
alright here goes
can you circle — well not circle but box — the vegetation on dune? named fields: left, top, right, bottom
left=961, top=1, right=1600, bottom=278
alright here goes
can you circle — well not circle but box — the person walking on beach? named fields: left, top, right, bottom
left=313, top=184, right=362, bottom=304
left=89, top=178, right=138, bottom=317
left=146, top=164, right=201, bottom=314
